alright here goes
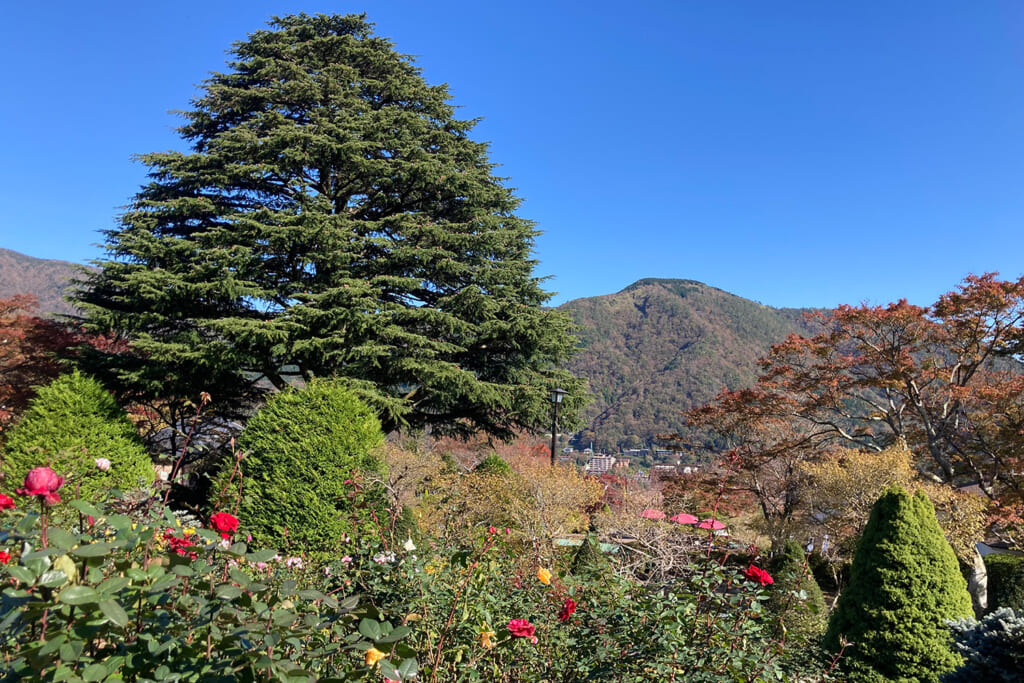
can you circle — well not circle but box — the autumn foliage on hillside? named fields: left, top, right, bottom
left=0, top=296, right=68, bottom=430
left=689, top=273, right=1024, bottom=547
left=560, top=278, right=816, bottom=452
left=1, top=295, right=128, bottom=434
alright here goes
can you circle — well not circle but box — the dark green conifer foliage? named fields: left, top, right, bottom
left=75, top=13, right=583, bottom=439
left=1, top=371, right=155, bottom=503
left=767, top=539, right=827, bottom=642
left=824, top=485, right=973, bottom=682
left=569, top=532, right=609, bottom=576
left=219, top=378, right=385, bottom=552
left=982, top=554, right=1024, bottom=613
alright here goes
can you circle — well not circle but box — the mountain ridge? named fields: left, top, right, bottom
left=0, top=248, right=817, bottom=454
left=559, top=277, right=817, bottom=454
left=0, top=248, right=89, bottom=317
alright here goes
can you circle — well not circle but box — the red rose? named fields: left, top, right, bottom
left=0, top=494, right=15, bottom=510
left=558, top=598, right=577, bottom=622
left=16, top=467, right=64, bottom=506
left=163, top=529, right=198, bottom=560
left=743, top=564, right=773, bottom=587
left=0, top=550, right=11, bottom=565
left=507, top=619, right=535, bottom=638
left=210, top=512, right=239, bottom=538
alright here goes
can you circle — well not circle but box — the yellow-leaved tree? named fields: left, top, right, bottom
left=797, top=443, right=987, bottom=566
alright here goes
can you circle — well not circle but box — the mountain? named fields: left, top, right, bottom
left=0, top=248, right=88, bottom=317
left=0, top=247, right=816, bottom=457
left=559, top=278, right=817, bottom=456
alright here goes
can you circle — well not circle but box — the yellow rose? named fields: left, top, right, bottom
left=537, top=567, right=552, bottom=585
left=365, top=647, right=386, bottom=666
left=480, top=630, right=496, bottom=649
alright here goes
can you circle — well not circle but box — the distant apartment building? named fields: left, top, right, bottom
left=585, top=454, right=617, bottom=474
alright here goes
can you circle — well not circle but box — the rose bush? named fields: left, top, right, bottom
left=0, top=486, right=414, bottom=682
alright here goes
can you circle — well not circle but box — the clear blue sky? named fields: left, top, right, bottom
left=2, top=1, right=1022, bottom=308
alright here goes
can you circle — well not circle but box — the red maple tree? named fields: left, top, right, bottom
left=688, top=274, right=1024, bottom=543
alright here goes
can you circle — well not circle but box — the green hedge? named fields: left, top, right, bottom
left=984, top=553, right=1024, bottom=614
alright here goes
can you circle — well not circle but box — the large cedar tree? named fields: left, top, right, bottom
left=76, top=13, right=582, bottom=439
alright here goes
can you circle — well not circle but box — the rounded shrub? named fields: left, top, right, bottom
left=824, top=485, right=973, bottom=682
left=218, top=379, right=386, bottom=553
left=983, top=553, right=1024, bottom=614
left=1, top=370, right=154, bottom=503
left=474, top=452, right=512, bottom=476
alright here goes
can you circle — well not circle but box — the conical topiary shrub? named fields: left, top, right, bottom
left=215, top=379, right=386, bottom=553
left=1, top=370, right=155, bottom=504
left=570, top=532, right=609, bottom=576
left=824, top=485, right=973, bottom=682
left=768, top=539, right=827, bottom=642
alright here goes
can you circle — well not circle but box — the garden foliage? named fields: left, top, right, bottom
left=767, top=539, right=827, bottom=642
left=338, top=517, right=832, bottom=682
left=1, top=370, right=154, bottom=502
left=825, top=485, right=973, bottom=682
left=943, top=607, right=1024, bottom=682
left=0, top=492, right=410, bottom=681
left=982, top=553, right=1024, bottom=613
left=218, top=379, right=386, bottom=553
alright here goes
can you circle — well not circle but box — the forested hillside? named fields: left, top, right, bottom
left=0, top=248, right=85, bottom=316
left=560, top=278, right=816, bottom=453
left=3, top=245, right=819, bottom=455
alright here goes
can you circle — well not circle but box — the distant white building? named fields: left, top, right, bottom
left=586, top=454, right=617, bottom=474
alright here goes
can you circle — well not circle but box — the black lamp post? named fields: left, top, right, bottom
left=550, top=388, right=567, bottom=466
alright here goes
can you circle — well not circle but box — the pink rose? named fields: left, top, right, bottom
left=16, top=467, right=64, bottom=506
left=507, top=619, right=536, bottom=638
left=0, top=494, right=15, bottom=510
left=94, top=458, right=112, bottom=471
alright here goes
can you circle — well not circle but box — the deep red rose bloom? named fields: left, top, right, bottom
left=16, top=467, right=64, bottom=506
left=210, top=512, right=239, bottom=538
left=0, top=550, right=10, bottom=565
left=558, top=598, right=577, bottom=622
left=0, top=494, right=15, bottom=510
left=743, top=564, right=774, bottom=587
left=507, top=619, right=536, bottom=638
left=163, top=529, right=198, bottom=560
